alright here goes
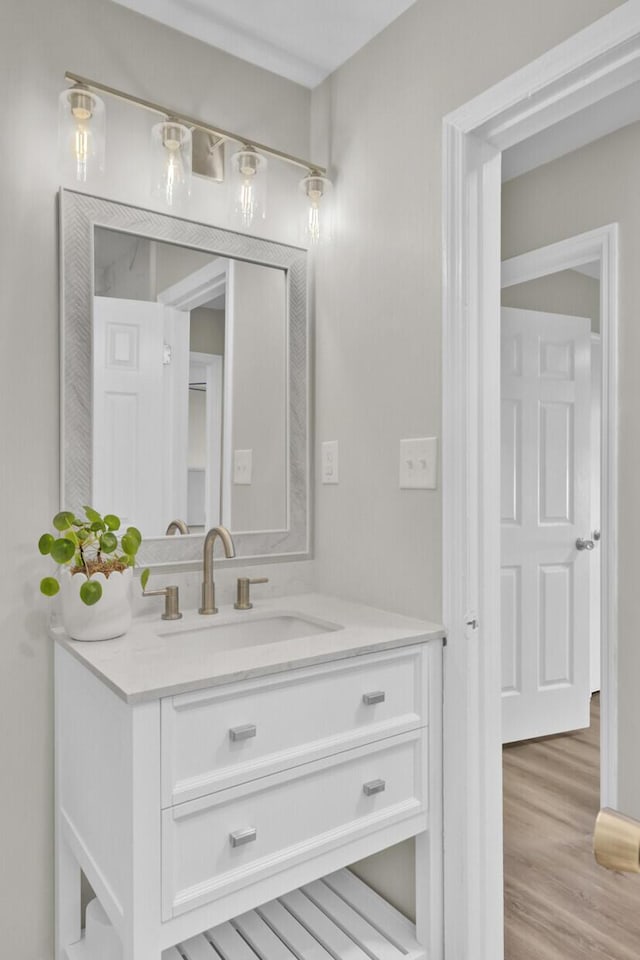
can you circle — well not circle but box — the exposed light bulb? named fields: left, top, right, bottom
left=73, top=125, right=90, bottom=182
left=151, top=120, right=192, bottom=209
left=300, top=172, right=332, bottom=245
left=58, top=85, right=105, bottom=183
left=231, top=147, right=267, bottom=228
left=307, top=198, right=321, bottom=244
left=238, top=177, right=258, bottom=227
left=164, top=149, right=182, bottom=207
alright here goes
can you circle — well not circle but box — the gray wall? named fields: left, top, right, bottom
left=0, top=2, right=308, bottom=955
left=155, top=243, right=216, bottom=294
left=0, top=0, right=628, bottom=953
left=190, top=308, right=225, bottom=356
left=502, top=117, right=640, bottom=819
left=502, top=269, right=600, bottom=332
left=310, top=0, right=622, bottom=921
left=230, top=261, right=287, bottom=532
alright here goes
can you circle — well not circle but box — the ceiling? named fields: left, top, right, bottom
left=111, top=0, right=418, bottom=88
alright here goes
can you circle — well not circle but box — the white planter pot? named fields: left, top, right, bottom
left=60, top=567, right=132, bottom=642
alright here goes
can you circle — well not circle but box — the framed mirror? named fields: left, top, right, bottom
left=60, top=190, right=310, bottom=566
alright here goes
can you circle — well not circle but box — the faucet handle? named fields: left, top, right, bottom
left=144, top=585, right=182, bottom=621
left=234, top=577, right=269, bottom=610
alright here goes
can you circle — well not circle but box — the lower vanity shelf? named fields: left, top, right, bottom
left=69, top=869, right=425, bottom=960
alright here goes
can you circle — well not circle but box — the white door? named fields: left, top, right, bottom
left=501, top=307, right=592, bottom=744
left=93, top=297, right=189, bottom=536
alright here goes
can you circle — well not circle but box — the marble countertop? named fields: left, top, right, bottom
left=52, top=593, right=445, bottom=704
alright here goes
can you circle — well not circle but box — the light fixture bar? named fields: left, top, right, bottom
left=65, top=71, right=326, bottom=176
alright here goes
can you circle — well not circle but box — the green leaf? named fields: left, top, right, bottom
left=90, top=520, right=105, bottom=533
left=53, top=511, right=75, bottom=531
left=50, top=537, right=75, bottom=564
left=125, top=526, right=142, bottom=546
left=104, top=514, right=121, bottom=531
left=140, top=568, right=150, bottom=591
left=83, top=506, right=102, bottom=523
left=77, top=528, right=90, bottom=542
left=100, top=532, right=118, bottom=554
left=38, top=533, right=54, bottom=555
left=121, top=533, right=139, bottom=556
left=80, top=580, right=102, bottom=606
left=40, top=576, right=60, bottom=597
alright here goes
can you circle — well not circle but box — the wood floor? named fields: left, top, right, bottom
left=503, top=695, right=640, bottom=960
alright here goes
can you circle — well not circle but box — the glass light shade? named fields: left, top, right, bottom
left=150, top=120, right=192, bottom=208
left=231, top=148, right=267, bottom=228
left=300, top=173, right=333, bottom=245
left=58, top=86, right=106, bottom=183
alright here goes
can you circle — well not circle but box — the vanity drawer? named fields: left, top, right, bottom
left=161, top=729, right=426, bottom=919
left=161, top=645, right=427, bottom=806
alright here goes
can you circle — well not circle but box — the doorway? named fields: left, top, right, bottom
left=499, top=227, right=617, bottom=806
left=440, top=7, right=640, bottom=959
left=497, top=233, right=629, bottom=957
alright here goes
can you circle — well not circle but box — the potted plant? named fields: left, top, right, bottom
left=39, top=506, right=150, bottom=642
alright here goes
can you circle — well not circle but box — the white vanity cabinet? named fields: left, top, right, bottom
left=54, top=598, right=444, bottom=960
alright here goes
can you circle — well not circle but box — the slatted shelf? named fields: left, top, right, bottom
left=66, top=868, right=425, bottom=960
left=167, top=870, right=425, bottom=960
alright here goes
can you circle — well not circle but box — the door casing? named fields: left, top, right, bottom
left=441, top=5, right=635, bottom=958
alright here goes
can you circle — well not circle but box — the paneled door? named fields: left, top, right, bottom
left=501, top=307, right=592, bottom=744
left=93, top=297, right=189, bottom=536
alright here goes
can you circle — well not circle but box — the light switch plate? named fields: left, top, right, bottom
left=399, top=437, right=438, bottom=489
left=321, top=440, right=339, bottom=484
left=234, top=449, right=252, bottom=484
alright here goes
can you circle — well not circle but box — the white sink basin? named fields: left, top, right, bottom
left=159, top=611, right=341, bottom=649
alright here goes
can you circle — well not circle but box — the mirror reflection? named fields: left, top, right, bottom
left=93, top=228, right=288, bottom=539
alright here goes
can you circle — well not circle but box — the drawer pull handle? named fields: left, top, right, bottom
left=230, top=827, right=257, bottom=847
left=363, top=779, right=386, bottom=796
left=363, top=691, right=385, bottom=705
left=229, top=724, right=257, bottom=742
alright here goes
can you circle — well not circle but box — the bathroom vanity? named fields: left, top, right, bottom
left=54, top=594, right=444, bottom=960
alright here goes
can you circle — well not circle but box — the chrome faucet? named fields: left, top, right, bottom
left=165, top=518, right=190, bottom=535
left=200, top=525, right=236, bottom=614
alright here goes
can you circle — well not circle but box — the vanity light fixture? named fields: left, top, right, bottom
left=231, top=146, right=267, bottom=228
left=58, top=83, right=106, bottom=183
left=59, top=72, right=333, bottom=240
left=150, top=119, right=192, bottom=208
left=300, top=171, right=332, bottom=245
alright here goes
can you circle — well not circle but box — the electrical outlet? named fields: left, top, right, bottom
left=399, top=437, right=438, bottom=489
left=321, top=440, right=339, bottom=484
left=233, top=449, right=252, bottom=484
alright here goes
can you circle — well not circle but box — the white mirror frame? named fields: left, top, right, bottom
left=59, top=189, right=310, bottom=567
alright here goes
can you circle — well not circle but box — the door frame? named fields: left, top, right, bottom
left=501, top=225, right=619, bottom=804
left=189, top=351, right=224, bottom=529
left=158, top=259, right=232, bottom=529
left=442, top=6, right=638, bottom=958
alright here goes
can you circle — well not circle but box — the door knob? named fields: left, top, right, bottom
left=576, top=537, right=595, bottom=551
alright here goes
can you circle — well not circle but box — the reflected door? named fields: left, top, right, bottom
left=93, top=297, right=189, bottom=535
left=501, top=307, right=591, bottom=743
